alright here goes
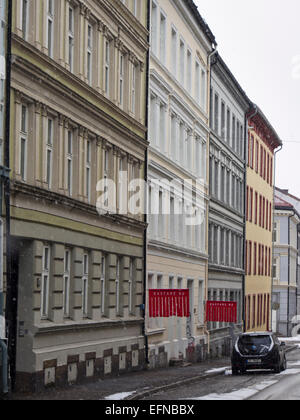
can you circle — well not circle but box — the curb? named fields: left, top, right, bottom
left=125, top=367, right=230, bottom=401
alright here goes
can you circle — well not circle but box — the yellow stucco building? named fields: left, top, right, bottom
left=245, top=106, right=282, bottom=332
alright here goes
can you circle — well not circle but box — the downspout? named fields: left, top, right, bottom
left=0, top=0, right=12, bottom=396
left=142, top=0, right=151, bottom=367
left=0, top=219, right=8, bottom=395
left=243, top=105, right=258, bottom=332
left=272, top=144, right=283, bottom=332
left=204, top=46, right=218, bottom=354
left=287, top=210, right=295, bottom=337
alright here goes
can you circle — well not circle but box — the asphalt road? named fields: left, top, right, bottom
left=144, top=347, right=300, bottom=401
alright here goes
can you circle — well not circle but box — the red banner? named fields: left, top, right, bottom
left=206, top=301, right=237, bottom=323
left=149, top=290, right=190, bottom=318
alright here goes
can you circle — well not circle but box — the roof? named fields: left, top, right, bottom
left=211, top=52, right=252, bottom=110
left=274, top=195, right=294, bottom=209
left=185, top=0, right=217, bottom=46
left=276, top=187, right=300, bottom=203
left=247, top=105, right=283, bottom=150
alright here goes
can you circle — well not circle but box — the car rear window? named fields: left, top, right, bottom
left=239, top=335, right=272, bottom=347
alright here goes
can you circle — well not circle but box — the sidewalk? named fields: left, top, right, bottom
left=10, top=357, right=232, bottom=401
left=8, top=344, right=298, bottom=400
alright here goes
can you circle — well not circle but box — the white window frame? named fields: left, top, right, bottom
left=100, top=255, right=106, bottom=315
left=116, top=257, right=120, bottom=315
left=87, top=23, right=93, bottom=85
left=131, top=64, right=136, bottom=115
left=41, top=246, right=50, bottom=319
left=66, top=129, right=73, bottom=196
left=68, top=5, right=74, bottom=72
left=119, top=53, right=125, bottom=108
left=47, top=0, right=54, bottom=58
left=46, top=118, right=53, bottom=188
left=86, top=140, right=91, bottom=202
left=21, top=0, right=29, bottom=40
left=104, top=39, right=110, bottom=95
left=63, top=249, right=71, bottom=317
left=128, top=258, right=134, bottom=314
left=82, top=253, right=89, bottom=317
left=20, top=104, right=28, bottom=181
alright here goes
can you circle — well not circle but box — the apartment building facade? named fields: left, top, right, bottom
left=147, top=0, right=216, bottom=367
left=245, top=106, right=282, bottom=332
left=273, top=190, right=300, bottom=336
left=8, top=0, right=149, bottom=392
left=208, top=53, right=251, bottom=357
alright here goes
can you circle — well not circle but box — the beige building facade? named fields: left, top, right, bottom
left=6, top=0, right=149, bottom=392
left=147, top=0, right=216, bottom=366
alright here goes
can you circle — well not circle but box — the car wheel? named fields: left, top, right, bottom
left=232, top=367, right=240, bottom=376
left=282, top=356, right=287, bottom=372
left=274, top=359, right=281, bottom=374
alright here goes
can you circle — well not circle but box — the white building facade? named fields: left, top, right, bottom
left=208, top=53, right=250, bottom=356
left=147, top=0, right=216, bottom=367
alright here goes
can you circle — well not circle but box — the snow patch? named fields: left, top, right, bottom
left=192, top=380, right=278, bottom=401
left=205, top=367, right=229, bottom=374
left=104, top=391, right=136, bottom=400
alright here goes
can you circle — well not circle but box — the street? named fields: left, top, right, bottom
left=142, top=347, right=300, bottom=401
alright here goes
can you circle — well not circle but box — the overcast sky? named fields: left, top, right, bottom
left=195, top=0, right=300, bottom=198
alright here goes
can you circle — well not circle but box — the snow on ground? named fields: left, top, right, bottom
left=205, top=367, right=230, bottom=374
left=192, top=380, right=278, bottom=401
left=104, top=391, right=136, bottom=400
left=279, top=336, right=300, bottom=343
left=276, top=369, right=300, bottom=376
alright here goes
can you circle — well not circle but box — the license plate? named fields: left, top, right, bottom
left=247, top=359, right=261, bottom=364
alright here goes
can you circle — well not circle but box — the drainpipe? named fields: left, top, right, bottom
left=272, top=144, right=283, bottom=332
left=0, top=0, right=11, bottom=397
left=243, top=105, right=258, bottom=332
left=0, top=219, right=8, bottom=396
left=287, top=210, right=296, bottom=337
left=3, top=0, right=12, bottom=393
left=142, top=0, right=151, bottom=368
left=204, top=46, right=218, bottom=355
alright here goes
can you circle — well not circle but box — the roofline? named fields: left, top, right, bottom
left=247, top=104, right=283, bottom=149
left=185, top=0, right=217, bottom=47
left=275, top=187, right=300, bottom=203
left=212, top=52, right=252, bottom=109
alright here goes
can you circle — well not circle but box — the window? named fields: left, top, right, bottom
left=63, top=250, right=71, bottom=317
left=46, top=119, right=53, bottom=188
left=103, top=148, right=109, bottom=208
left=160, top=13, right=166, bottom=64
left=171, top=28, right=177, bottom=77
left=221, top=102, right=225, bottom=140
left=195, top=61, right=200, bottom=104
left=187, top=50, right=192, bottom=94
left=131, top=64, right=137, bottom=114
left=180, top=39, right=185, bottom=86
left=47, top=0, right=54, bottom=58
left=20, top=105, right=28, bottom=181
left=68, top=6, right=74, bottom=72
left=214, top=94, right=219, bottom=133
left=119, top=53, right=125, bottom=107
left=41, top=246, right=50, bottom=318
left=82, top=253, right=89, bottom=317
left=66, top=130, right=73, bottom=196
left=21, top=0, right=28, bottom=40
left=151, top=1, right=158, bottom=55
left=104, top=39, right=110, bottom=95
left=201, top=69, right=206, bottom=110
left=100, top=255, right=106, bottom=315
left=116, top=257, right=120, bottom=315
left=87, top=24, right=93, bottom=85
left=86, top=140, right=91, bottom=202
left=128, top=259, right=134, bottom=314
